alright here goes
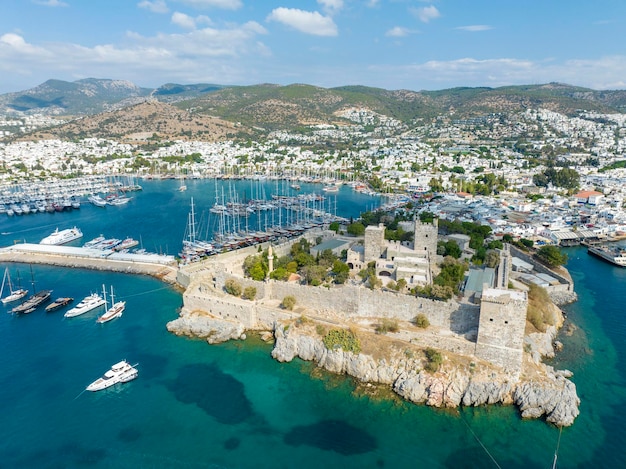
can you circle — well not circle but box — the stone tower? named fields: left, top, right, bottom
left=475, top=288, right=528, bottom=377
left=413, top=216, right=438, bottom=272
left=364, top=223, right=386, bottom=261
left=496, top=243, right=512, bottom=289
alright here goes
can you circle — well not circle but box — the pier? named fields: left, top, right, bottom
left=0, top=244, right=178, bottom=283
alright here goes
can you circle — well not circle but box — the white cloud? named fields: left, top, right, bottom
left=412, top=5, right=440, bottom=23
left=375, top=56, right=626, bottom=90
left=172, top=12, right=195, bottom=29
left=267, top=8, right=338, bottom=37
left=385, top=27, right=413, bottom=38
left=175, top=0, right=242, bottom=9
left=317, top=0, right=343, bottom=15
left=138, top=0, right=169, bottom=14
left=0, top=23, right=269, bottom=89
left=455, top=25, right=492, bottom=32
left=33, top=0, right=68, bottom=7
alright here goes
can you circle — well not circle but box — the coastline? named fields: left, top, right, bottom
left=167, top=246, right=581, bottom=427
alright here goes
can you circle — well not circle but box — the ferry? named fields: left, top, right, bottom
left=86, top=360, right=138, bottom=392
left=64, top=293, right=106, bottom=318
left=587, top=245, right=626, bottom=267
left=40, top=227, right=83, bottom=245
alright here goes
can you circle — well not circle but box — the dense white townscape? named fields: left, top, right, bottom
left=2, top=106, right=626, bottom=245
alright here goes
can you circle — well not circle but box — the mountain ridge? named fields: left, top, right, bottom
left=3, top=78, right=626, bottom=142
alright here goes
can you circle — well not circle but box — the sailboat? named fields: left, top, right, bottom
left=1, top=268, right=28, bottom=304
left=11, top=267, right=52, bottom=314
left=96, top=285, right=125, bottom=323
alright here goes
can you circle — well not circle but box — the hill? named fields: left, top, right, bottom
left=176, top=82, right=626, bottom=131
left=26, top=100, right=239, bottom=142
left=0, top=78, right=152, bottom=115
left=3, top=79, right=626, bottom=140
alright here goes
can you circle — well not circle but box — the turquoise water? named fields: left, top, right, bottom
left=1, top=181, right=625, bottom=467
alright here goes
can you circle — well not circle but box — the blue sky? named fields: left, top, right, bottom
left=1, top=0, right=625, bottom=93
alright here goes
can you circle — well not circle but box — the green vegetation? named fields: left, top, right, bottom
left=224, top=279, right=242, bottom=297
left=437, top=240, right=462, bottom=258
left=414, top=314, right=430, bottom=329
left=243, top=253, right=268, bottom=281
left=281, top=295, right=296, bottom=310
left=347, top=222, right=366, bottom=236
left=322, top=328, right=361, bottom=354
left=424, top=348, right=443, bottom=373
left=375, top=318, right=399, bottom=334
left=242, top=286, right=257, bottom=301
left=533, top=167, right=580, bottom=191
left=535, top=245, right=568, bottom=267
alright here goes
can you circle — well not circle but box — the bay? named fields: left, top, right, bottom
left=0, top=180, right=624, bottom=467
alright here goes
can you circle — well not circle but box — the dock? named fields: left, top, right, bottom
left=0, top=244, right=179, bottom=284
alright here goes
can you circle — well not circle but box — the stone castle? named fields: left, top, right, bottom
left=177, top=220, right=529, bottom=377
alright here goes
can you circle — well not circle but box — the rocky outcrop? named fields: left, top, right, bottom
left=513, top=369, right=579, bottom=427
left=166, top=311, right=245, bottom=344
left=272, top=323, right=580, bottom=427
left=525, top=325, right=559, bottom=362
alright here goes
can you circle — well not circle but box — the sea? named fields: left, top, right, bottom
left=1, top=179, right=625, bottom=468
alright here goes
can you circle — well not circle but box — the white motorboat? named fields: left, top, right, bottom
left=40, top=227, right=83, bottom=245
left=96, top=285, right=125, bottom=323
left=1, top=268, right=28, bottom=304
left=86, top=360, right=138, bottom=392
left=88, top=194, right=107, bottom=207
left=64, top=293, right=106, bottom=318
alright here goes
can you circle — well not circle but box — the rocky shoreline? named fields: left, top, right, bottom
left=271, top=323, right=580, bottom=427
left=167, top=310, right=580, bottom=427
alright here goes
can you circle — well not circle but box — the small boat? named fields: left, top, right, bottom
left=1, top=268, right=28, bottom=304
left=64, top=293, right=106, bottom=318
left=45, top=297, right=73, bottom=312
left=113, top=237, right=139, bottom=251
left=12, top=290, right=52, bottom=314
left=83, top=235, right=106, bottom=249
left=40, top=227, right=83, bottom=245
left=96, top=285, right=125, bottom=323
left=85, top=360, right=138, bottom=392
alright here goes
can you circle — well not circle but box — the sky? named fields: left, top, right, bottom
left=1, top=0, right=625, bottom=94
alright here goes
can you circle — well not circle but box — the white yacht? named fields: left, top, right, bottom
left=40, top=227, right=83, bottom=245
left=86, top=360, right=138, bottom=392
left=64, top=293, right=105, bottom=318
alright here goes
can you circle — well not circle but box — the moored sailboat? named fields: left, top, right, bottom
left=1, top=268, right=28, bottom=304
left=96, top=285, right=125, bottom=323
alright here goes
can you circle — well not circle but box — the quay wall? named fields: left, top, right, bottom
left=0, top=245, right=177, bottom=281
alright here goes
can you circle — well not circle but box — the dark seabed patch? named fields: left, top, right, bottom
left=118, top=426, right=142, bottom=442
left=168, top=362, right=253, bottom=424
left=12, top=442, right=106, bottom=468
left=223, top=437, right=241, bottom=450
left=284, top=419, right=377, bottom=455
